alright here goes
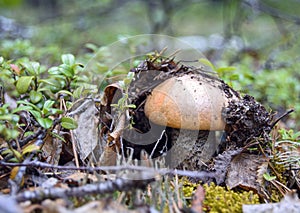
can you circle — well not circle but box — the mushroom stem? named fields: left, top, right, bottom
left=167, top=129, right=220, bottom=170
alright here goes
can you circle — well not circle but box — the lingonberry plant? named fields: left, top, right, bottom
left=0, top=54, right=96, bottom=164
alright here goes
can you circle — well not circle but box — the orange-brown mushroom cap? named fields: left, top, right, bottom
left=144, top=75, right=238, bottom=130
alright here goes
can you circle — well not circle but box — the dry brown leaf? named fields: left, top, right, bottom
left=100, top=83, right=123, bottom=107
left=68, top=98, right=100, bottom=161
left=226, top=153, right=268, bottom=194
left=41, top=134, right=62, bottom=166
left=99, top=83, right=125, bottom=167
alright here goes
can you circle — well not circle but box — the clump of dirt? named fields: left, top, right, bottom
left=222, top=94, right=273, bottom=147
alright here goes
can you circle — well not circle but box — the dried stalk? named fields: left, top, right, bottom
left=14, top=177, right=155, bottom=203
left=0, top=161, right=215, bottom=180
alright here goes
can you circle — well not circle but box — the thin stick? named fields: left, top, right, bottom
left=62, top=98, right=80, bottom=168
left=0, top=161, right=215, bottom=180
left=70, top=130, right=80, bottom=168
left=270, top=109, right=294, bottom=129
left=14, top=177, right=155, bottom=203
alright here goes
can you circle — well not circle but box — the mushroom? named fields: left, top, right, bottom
left=144, top=74, right=240, bottom=169
left=144, top=74, right=239, bottom=131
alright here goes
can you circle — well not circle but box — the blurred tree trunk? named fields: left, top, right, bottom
left=24, top=0, right=59, bottom=19
left=145, top=0, right=174, bottom=35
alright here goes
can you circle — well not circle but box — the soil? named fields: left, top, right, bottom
left=222, top=95, right=273, bottom=147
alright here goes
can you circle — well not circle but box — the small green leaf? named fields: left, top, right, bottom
left=58, top=64, right=74, bottom=78
left=292, top=131, right=300, bottom=140
left=3, top=129, right=20, bottom=140
left=110, top=103, right=118, bottom=107
left=216, top=66, right=236, bottom=74
left=1, top=149, right=13, bottom=156
left=57, top=90, right=73, bottom=97
left=0, top=114, right=19, bottom=122
left=23, top=131, right=34, bottom=137
left=263, top=173, right=276, bottom=181
left=96, top=62, right=109, bottom=72
left=0, top=124, right=4, bottom=132
left=61, top=54, right=75, bottom=65
left=16, top=76, right=34, bottom=94
left=85, top=43, right=99, bottom=52
left=48, top=66, right=60, bottom=75
left=8, top=157, right=20, bottom=163
left=9, top=129, right=20, bottom=139
left=36, top=117, right=53, bottom=129
left=61, top=117, right=78, bottom=130
left=73, top=86, right=84, bottom=99
left=198, top=58, right=215, bottom=70
left=29, top=90, right=43, bottom=104
left=39, top=79, right=60, bottom=87
left=0, top=56, right=4, bottom=64
left=126, top=104, right=136, bottom=109
left=29, top=109, right=42, bottom=120
left=42, top=100, right=55, bottom=115
left=43, top=100, right=55, bottom=110
left=2, top=148, right=22, bottom=160
left=44, top=108, right=63, bottom=117
left=17, top=100, right=41, bottom=111
left=51, top=132, right=66, bottom=142
left=229, top=74, right=239, bottom=81
left=12, top=106, right=33, bottom=113
left=22, top=144, right=41, bottom=155
left=0, top=104, right=9, bottom=115
left=21, top=62, right=41, bottom=75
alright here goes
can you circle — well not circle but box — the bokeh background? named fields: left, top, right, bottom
left=0, top=0, right=300, bottom=129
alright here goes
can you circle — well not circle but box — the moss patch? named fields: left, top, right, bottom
left=203, top=182, right=260, bottom=213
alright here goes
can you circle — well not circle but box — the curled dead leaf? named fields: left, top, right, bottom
left=226, top=153, right=269, bottom=197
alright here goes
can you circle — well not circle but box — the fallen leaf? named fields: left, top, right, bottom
left=226, top=153, right=268, bottom=195
left=68, top=98, right=100, bottom=161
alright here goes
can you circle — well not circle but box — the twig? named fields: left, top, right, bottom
left=62, top=98, right=80, bottom=168
left=14, top=177, right=155, bottom=203
left=0, top=161, right=215, bottom=180
left=70, top=130, right=80, bottom=168
left=270, top=109, right=294, bottom=129
left=18, top=128, right=45, bottom=147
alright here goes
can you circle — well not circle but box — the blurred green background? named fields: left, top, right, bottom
left=0, top=0, right=299, bottom=129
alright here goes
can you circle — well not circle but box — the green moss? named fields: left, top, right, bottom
left=181, top=178, right=199, bottom=199
left=203, top=183, right=260, bottom=213
left=180, top=179, right=260, bottom=212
